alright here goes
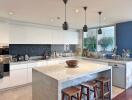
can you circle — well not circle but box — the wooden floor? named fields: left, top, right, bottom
left=113, top=87, right=132, bottom=100
left=0, top=85, right=131, bottom=100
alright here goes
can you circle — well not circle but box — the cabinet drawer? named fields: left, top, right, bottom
left=10, top=64, right=27, bottom=70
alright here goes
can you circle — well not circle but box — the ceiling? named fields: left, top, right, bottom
left=0, top=0, right=132, bottom=29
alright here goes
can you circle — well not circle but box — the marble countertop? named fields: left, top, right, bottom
left=33, top=59, right=111, bottom=82
left=82, top=57, right=132, bottom=64
left=10, top=57, right=75, bottom=65
left=10, top=56, right=132, bottom=65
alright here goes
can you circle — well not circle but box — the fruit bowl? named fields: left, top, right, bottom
left=66, top=60, right=78, bottom=68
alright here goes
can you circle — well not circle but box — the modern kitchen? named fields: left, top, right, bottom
left=0, top=0, right=132, bottom=100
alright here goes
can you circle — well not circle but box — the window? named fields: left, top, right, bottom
left=83, top=26, right=115, bottom=52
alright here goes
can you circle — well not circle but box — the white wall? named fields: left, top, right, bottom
left=0, top=20, right=79, bottom=44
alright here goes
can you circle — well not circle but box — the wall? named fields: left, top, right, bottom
left=116, top=21, right=132, bottom=56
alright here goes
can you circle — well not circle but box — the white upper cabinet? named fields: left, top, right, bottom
left=26, top=26, right=52, bottom=44
left=9, top=24, right=28, bottom=44
left=52, top=30, right=78, bottom=44
left=0, top=21, right=9, bottom=44
left=0, top=21, right=79, bottom=44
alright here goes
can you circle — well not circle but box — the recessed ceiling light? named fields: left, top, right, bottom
left=50, top=19, right=54, bottom=22
left=57, top=17, right=61, bottom=20
left=8, top=12, right=14, bottom=15
left=75, top=9, right=79, bottom=13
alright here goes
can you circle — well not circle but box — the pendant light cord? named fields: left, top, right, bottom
left=85, top=9, right=86, bottom=25
left=99, top=12, right=102, bottom=28
left=84, top=7, right=87, bottom=25
left=99, top=13, right=101, bottom=27
left=65, top=4, right=66, bottom=22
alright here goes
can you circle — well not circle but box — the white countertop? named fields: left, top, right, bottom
left=33, top=59, right=111, bottom=82
left=82, top=57, right=132, bottom=64
left=10, top=56, right=132, bottom=65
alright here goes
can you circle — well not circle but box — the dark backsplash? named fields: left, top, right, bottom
left=9, top=44, right=76, bottom=57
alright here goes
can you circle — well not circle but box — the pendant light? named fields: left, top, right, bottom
left=83, top=6, right=88, bottom=32
left=98, top=11, right=102, bottom=34
left=62, top=0, right=68, bottom=30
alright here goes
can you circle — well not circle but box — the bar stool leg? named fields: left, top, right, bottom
left=80, top=86, right=83, bottom=100
left=101, top=82, right=104, bottom=100
left=68, top=96, right=71, bottom=100
left=62, top=93, right=65, bottom=100
left=77, top=93, right=80, bottom=100
left=107, top=82, right=110, bottom=99
left=94, top=86, right=97, bottom=99
left=87, top=88, right=90, bottom=100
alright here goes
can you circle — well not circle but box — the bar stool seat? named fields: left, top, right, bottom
left=81, top=81, right=97, bottom=88
left=62, top=86, right=81, bottom=100
left=96, top=77, right=110, bottom=83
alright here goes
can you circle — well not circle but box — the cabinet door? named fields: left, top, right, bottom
left=52, top=30, right=78, bottom=44
left=0, top=22, right=9, bottom=44
left=9, top=24, right=28, bottom=44
left=26, top=26, right=52, bottom=44
left=10, top=69, right=28, bottom=87
left=112, top=64, right=126, bottom=88
left=10, top=63, right=28, bottom=70
left=66, top=31, right=78, bottom=44
left=52, top=30, right=64, bottom=44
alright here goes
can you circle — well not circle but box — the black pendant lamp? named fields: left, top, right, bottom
left=62, top=0, right=68, bottom=30
left=83, top=6, right=88, bottom=32
left=98, top=11, right=102, bottom=34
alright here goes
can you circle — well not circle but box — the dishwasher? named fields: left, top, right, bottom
left=109, top=63, right=126, bottom=89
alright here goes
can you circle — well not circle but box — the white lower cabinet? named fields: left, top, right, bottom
left=0, top=69, right=28, bottom=89
left=10, top=69, right=28, bottom=87
left=0, top=59, right=66, bottom=90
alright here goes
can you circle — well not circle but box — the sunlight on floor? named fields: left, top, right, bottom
left=112, top=86, right=125, bottom=99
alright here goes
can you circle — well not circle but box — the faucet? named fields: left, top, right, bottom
left=122, top=49, right=130, bottom=59
left=112, top=48, right=117, bottom=59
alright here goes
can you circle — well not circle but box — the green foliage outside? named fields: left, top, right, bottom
left=98, top=37, right=113, bottom=51
left=84, top=36, right=97, bottom=51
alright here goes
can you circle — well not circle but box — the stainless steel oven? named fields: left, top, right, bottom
left=0, top=45, right=10, bottom=78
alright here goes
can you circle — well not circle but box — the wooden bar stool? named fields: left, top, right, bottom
left=96, top=77, right=111, bottom=99
left=80, top=81, right=98, bottom=100
left=62, top=86, right=81, bottom=100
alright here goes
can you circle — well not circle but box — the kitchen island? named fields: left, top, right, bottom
left=32, top=59, right=112, bottom=100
